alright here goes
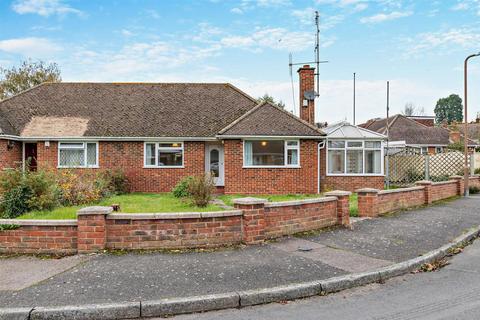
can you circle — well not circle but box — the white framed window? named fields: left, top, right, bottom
left=144, top=142, right=184, bottom=168
left=58, top=142, right=98, bottom=168
left=435, top=147, right=443, bottom=154
left=243, top=140, right=300, bottom=168
left=421, top=147, right=428, bottom=155
left=327, top=140, right=383, bottom=175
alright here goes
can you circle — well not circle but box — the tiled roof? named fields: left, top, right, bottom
left=0, top=82, right=259, bottom=138
left=360, top=114, right=478, bottom=146
left=218, top=102, right=324, bottom=137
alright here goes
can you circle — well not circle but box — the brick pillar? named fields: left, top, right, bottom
left=415, top=180, right=433, bottom=204
left=77, top=206, right=112, bottom=254
left=450, top=175, right=464, bottom=196
left=356, top=188, right=379, bottom=218
left=325, top=190, right=351, bottom=226
left=234, top=197, right=267, bottom=245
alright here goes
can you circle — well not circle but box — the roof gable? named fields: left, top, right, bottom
left=325, top=121, right=386, bottom=139
left=0, top=82, right=258, bottom=138
left=218, top=102, right=324, bottom=137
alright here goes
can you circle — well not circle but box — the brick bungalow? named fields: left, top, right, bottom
left=0, top=65, right=385, bottom=194
left=361, top=114, right=478, bottom=155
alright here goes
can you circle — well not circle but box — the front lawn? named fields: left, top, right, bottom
left=217, top=194, right=322, bottom=207
left=17, top=193, right=225, bottom=220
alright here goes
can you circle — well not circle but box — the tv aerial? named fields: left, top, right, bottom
left=289, top=11, right=329, bottom=115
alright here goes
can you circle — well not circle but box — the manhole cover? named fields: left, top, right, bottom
left=297, top=246, right=313, bottom=252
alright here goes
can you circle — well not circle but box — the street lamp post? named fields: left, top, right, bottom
left=464, top=52, right=480, bottom=197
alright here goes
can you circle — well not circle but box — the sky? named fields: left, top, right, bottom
left=0, top=0, right=479, bottom=124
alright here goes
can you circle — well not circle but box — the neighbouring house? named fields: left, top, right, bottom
left=0, top=65, right=385, bottom=194
left=361, top=114, right=478, bottom=155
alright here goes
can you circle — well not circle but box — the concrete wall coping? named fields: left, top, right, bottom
left=77, top=206, right=113, bottom=216
left=264, top=197, right=337, bottom=208
left=324, top=190, right=352, bottom=197
left=450, top=175, right=463, bottom=180
left=432, top=180, right=457, bottom=186
left=355, top=188, right=380, bottom=194
left=0, top=219, right=77, bottom=226
left=415, top=180, right=433, bottom=185
left=107, top=210, right=243, bottom=220
left=233, top=197, right=268, bottom=205
left=378, top=186, right=424, bottom=195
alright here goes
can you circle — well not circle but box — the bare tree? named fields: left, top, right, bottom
left=401, top=102, right=425, bottom=116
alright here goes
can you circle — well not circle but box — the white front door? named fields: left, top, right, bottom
left=206, top=144, right=225, bottom=186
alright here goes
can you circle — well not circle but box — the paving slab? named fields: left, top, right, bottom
left=270, top=238, right=392, bottom=273
left=0, top=255, right=89, bottom=291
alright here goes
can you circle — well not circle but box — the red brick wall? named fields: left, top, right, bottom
left=36, top=141, right=205, bottom=192
left=0, top=224, right=77, bottom=254
left=106, top=215, right=242, bottom=250
left=264, top=199, right=337, bottom=238
left=0, top=139, right=22, bottom=170
left=223, top=139, right=319, bottom=194
left=430, top=181, right=458, bottom=202
left=357, top=179, right=462, bottom=217
left=376, top=188, right=425, bottom=215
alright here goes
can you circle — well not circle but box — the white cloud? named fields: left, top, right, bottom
left=0, top=37, right=61, bottom=56
left=121, top=29, right=135, bottom=37
left=230, top=7, right=243, bottom=14
left=360, top=10, right=412, bottom=24
left=450, top=0, right=480, bottom=15
left=403, top=28, right=480, bottom=57
left=12, top=0, right=83, bottom=17
left=220, top=27, right=314, bottom=52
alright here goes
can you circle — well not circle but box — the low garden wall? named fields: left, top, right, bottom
left=357, top=176, right=464, bottom=218
left=0, top=220, right=77, bottom=254
left=0, top=191, right=351, bottom=254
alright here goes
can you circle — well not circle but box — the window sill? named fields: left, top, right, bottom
left=58, top=166, right=99, bottom=169
left=326, top=173, right=385, bottom=177
left=143, top=166, right=185, bottom=169
left=243, top=165, right=301, bottom=169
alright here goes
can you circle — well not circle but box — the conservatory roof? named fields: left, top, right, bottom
left=324, top=121, right=387, bottom=139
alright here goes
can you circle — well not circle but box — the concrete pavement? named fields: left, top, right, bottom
left=0, top=196, right=479, bottom=311
left=172, top=232, right=480, bottom=320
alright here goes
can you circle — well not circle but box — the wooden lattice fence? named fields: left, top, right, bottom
left=386, top=150, right=468, bottom=187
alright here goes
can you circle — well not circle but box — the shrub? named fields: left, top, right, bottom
left=1, top=185, right=31, bottom=218
left=475, top=168, right=480, bottom=175
left=56, top=171, right=103, bottom=206
left=172, top=176, right=193, bottom=198
left=470, top=186, right=480, bottom=194
left=187, top=174, right=215, bottom=207
left=0, top=169, right=60, bottom=218
left=102, top=169, right=130, bottom=195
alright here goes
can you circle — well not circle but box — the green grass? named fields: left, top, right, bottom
left=216, top=194, right=322, bottom=207
left=349, top=193, right=358, bottom=217
left=17, top=193, right=224, bottom=220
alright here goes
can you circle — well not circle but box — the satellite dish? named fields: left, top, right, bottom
left=304, top=90, right=316, bottom=101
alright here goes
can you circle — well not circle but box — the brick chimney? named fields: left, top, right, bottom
left=298, top=65, right=315, bottom=125
left=450, top=130, right=461, bottom=144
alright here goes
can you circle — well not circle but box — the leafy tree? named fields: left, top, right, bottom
left=257, top=93, right=285, bottom=109
left=434, top=94, right=463, bottom=125
left=0, top=60, right=61, bottom=100
left=401, top=102, right=424, bottom=116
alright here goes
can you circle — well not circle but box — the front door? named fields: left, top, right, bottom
left=206, top=144, right=224, bottom=186
left=24, top=143, right=38, bottom=171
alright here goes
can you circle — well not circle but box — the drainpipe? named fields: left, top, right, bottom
left=318, top=140, right=326, bottom=194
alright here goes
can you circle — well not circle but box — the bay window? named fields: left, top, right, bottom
left=244, top=140, right=300, bottom=167
left=144, top=142, right=184, bottom=167
left=58, top=142, right=98, bottom=168
left=327, top=140, right=383, bottom=175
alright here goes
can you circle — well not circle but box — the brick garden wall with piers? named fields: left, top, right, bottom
left=356, top=177, right=464, bottom=218
left=0, top=193, right=351, bottom=254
